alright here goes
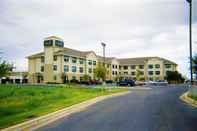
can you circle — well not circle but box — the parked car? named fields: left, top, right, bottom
left=89, top=80, right=102, bottom=85
left=117, top=80, right=135, bottom=86
left=70, top=79, right=79, bottom=84
left=135, top=81, right=145, bottom=86
left=105, top=80, right=113, bottom=84
left=80, top=80, right=91, bottom=85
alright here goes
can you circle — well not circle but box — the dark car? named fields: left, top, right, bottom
left=117, top=80, right=135, bottom=86
left=89, top=80, right=102, bottom=85
left=105, top=80, right=113, bottom=84
left=80, top=80, right=91, bottom=85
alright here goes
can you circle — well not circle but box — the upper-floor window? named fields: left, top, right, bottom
left=115, top=65, right=117, bottom=69
left=64, top=55, right=69, bottom=62
left=79, top=67, right=83, bottom=73
left=131, top=65, right=136, bottom=69
left=115, top=71, right=117, bottom=75
left=148, top=71, right=153, bottom=75
left=124, top=72, right=128, bottom=75
left=112, top=71, right=115, bottom=75
left=155, top=71, right=160, bottom=75
left=112, top=65, right=115, bottom=69
left=165, top=64, right=171, bottom=68
left=72, top=57, right=77, bottom=63
left=148, top=64, right=153, bottom=69
left=41, top=66, right=44, bottom=72
left=119, top=66, right=122, bottom=69
left=88, top=60, right=92, bottom=65
left=93, top=61, right=96, bottom=66
left=123, top=66, right=128, bottom=70
left=64, top=65, right=69, bottom=72
left=53, top=55, right=57, bottom=61
left=88, top=68, right=92, bottom=73
left=79, top=58, right=84, bottom=64
left=155, top=64, right=160, bottom=69
left=53, top=65, right=57, bottom=71
left=72, top=66, right=77, bottom=72
left=139, top=65, right=144, bottom=69
left=131, top=72, right=135, bottom=75
left=55, top=40, right=64, bottom=47
left=44, top=40, right=53, bottom=46
left=41, top=56, right=44, bottom=63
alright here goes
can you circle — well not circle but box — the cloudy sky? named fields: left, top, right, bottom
left=0, top=0, right=197, bottom=77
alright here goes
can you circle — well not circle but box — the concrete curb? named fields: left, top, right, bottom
left=180, top=92, right=197, bottom=108
left=2, top=91, right=130, bottom=131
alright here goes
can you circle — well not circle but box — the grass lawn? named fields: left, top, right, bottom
left=0, top=84, right=127, bottom=129
left=188, top=88, right=197, bottom=101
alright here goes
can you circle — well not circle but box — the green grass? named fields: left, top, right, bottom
left=188, top=88, right=197, bottom=101
left=0, top=84, right=126, bottom=129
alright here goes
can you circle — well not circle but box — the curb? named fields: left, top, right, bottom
left=2, top=91, right=130, bottom=131
left=180, top=92, right=197, bottom=108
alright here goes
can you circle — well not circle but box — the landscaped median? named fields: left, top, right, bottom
left=0, top=84, right=129, bottom=130
left=180, top=87, right=197, bottom=107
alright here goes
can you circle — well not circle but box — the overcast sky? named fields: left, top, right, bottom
left=0, top=0, right=197, bottom=77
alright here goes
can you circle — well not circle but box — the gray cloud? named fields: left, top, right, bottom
left=0, top=0, right=197, bottom=77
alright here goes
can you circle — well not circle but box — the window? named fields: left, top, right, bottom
left=155, top=64, right=160, bottom=69
left=44, top=40, right=53, bottom=46
left=41, top=66, right=44, bottom=72
left=107, top=64, right=110, bottom=68
left=79, top=67, right=83, bottom=73
left=53, top=65, right=57, bottom=71
left=55, top=40, right=64, bottom=47
left=93, top=61, right=96, bottom=66
left=112, top=65, right=115, bottom=69
left=64, top=55, right=69, bottom=62
left=124, top=72, right=128, bottom=75
left=165, top=64, right=171, bottom=68
left=115, top=65, right=118, bottom=69
left=119, top=66, right=122, bottom=69
left=148, top=71, right=153, bottom=75
left=53, top=55, right=57, bottom=61
left=79, top=58, right=84, bottom=64
left=115, top=71, right=117, bottom=75
left=64, top=65, right=69, bottom=72
left=139, top=65, right=144, bottom=69
left=72, top=57, right=77, bottom=63
left=72, top=66, right=77, bottom=72
left=148, top=64, right=153, bottom=69
left=131, top=65, right=136, bottom=69
left=131, top=72, right=135, bottom=76
left=123, top=66, right=128, bottom=70
left=72, top=76, right=76, bottom=80
left=54, top=75, right=57, bottom=80
left=155, top=71, right=160, bottom=75
left=88, top=68, right=92, bottom=73
left=41, top=56, right=44, bottom=63
left=112, top=71, right=115, bottom=75
left=88, top=60, right=92, bottom=65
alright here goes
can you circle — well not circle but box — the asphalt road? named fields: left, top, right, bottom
left=37, top=85, right=197, bottom=131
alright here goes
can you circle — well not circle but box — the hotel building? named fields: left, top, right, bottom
left=27, top=36, right=177, bottom=83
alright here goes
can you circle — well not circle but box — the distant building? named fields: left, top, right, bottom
left=0, top=72, right=28, bottom=84
left=27, top=36, right=177, bottom=83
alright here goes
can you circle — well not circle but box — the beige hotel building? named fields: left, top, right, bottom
left=27, top=36, right=177, bottom=83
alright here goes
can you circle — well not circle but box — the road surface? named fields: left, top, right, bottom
left=37, top=85, right=197, bottom=131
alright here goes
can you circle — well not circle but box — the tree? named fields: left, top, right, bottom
left=82, top=74, right=90, bottom=81
left=0, top=59, right=13, bottom=78
left=166, top=71, right=185, bottom=84
left=192, top=54, right=197, bottom=77
left=136, top=69, right=143, bottom=81
left=93, top=63, right=107, bottom=81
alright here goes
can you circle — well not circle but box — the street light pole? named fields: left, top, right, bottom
left=101, top=42, right=106, bottom=65
left=186, top=0, right=193, bottom=85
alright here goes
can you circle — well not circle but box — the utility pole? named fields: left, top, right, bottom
left=186, top=0, right=193, bottom=85
left=101, top=42, right=106, bottom=65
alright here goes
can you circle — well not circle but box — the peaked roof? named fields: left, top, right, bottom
left=44, top=36, right=63, bottom=40
left=118, top=57, right=177, bottom=65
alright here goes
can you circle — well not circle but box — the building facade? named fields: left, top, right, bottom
left=27, top=36, right=177, bottom=83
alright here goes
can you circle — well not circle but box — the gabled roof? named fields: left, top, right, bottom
left=44, top=36, right=63, bottom=40
left=118, top=57, right=177, bottom=65
left=27, top=52, right=44, bottom=59
left=54, top=47, right=95, bottom=58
